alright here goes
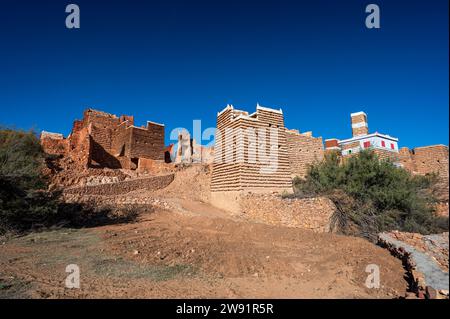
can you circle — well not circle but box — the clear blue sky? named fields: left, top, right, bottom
left=0, top=0, right=448, bottom=148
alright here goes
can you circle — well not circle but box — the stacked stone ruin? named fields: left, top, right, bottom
left=40, top=109, right=165, bottom=171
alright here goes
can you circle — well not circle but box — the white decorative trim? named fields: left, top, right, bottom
left=256, top=104, right=283, bottom=114
left=350, top=111, right=367, bottom=117
left=351, top=122, right=368, bottom=129
left=127, top=125, right=148, bottom=131
left=217, top=104, right=234, bottom=116
left=147, top=120, right=165, bottom=127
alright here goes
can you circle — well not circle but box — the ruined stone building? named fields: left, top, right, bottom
left=210, top=104, right=324, bottom=210
left=325, top=111, right=400, bottom=161
left=171, top=130, right=214, bottom=165
left=41, top=109, right=165, bottom=171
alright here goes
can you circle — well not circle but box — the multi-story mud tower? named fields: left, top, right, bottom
left=210, top=104, right=293, bottom=211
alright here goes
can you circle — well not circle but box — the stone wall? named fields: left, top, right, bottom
left=286, top=129, right=324, bottom=178
left=378, top=231, right=449, bottom=299
left=398, top=145, right=449, bottom=207
left=239, top=194, right=336, bottom=233
left=40, top=131, right=69, bottom=156
left=411, top=145, right=448, bottom=177
left=64, top=174, right=175, bottom=196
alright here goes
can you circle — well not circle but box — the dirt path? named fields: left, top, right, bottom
left=0, top=205, right=407, bottom=298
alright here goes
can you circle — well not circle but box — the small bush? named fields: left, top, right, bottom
left=294, top=150, right=448, bottom=239
left=1, top=128, right=138, bottom=235
left=0, top=128, right=57, bottom=234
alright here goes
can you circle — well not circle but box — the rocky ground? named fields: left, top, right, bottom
left=7, top=165, right=448, bottom=299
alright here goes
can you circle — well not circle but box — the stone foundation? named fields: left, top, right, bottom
left=64, top=174, right=174, bottom=196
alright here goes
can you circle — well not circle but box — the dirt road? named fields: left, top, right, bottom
left=0, top=202, right=407, bottom=298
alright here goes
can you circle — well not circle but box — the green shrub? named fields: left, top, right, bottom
left=0, top=128, right=139, bottom=234
left=0, top=128, right=58, bottom=234
left=294, top=150, right=448, bottom=238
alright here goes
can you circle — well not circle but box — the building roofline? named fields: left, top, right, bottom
left=339, top=132, right=398, bottom=144
left=413, top=144, right=448, bottom=150
left=256, top=103, right=283, bottom=114
left=127, top=125, right=149, bottom=131
left=217, top=104, right=234, bottom=116
left=147, top=120, right=165, bottom=127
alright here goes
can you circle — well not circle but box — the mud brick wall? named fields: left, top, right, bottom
left=399, top=145, right=449, bottom=208
left=399, top=147, right=416, bottom=172
left=40, top=134, right=69, bottom=156
left=413, top=145, right=449, bottom=204
left=211, top=105, right=292, bottom=193
left=396, top=145, right=448, bottom=177
left=111, top=122, right=132, bottom=157
left=412, top=145, right=449, bottom=177
left=128, top=123, right=164, bottom=160
left=286, top=129, right=324, bottom=178
left=64, top=174, right=175, bottom=196
left=240, top=194, right=336, bottom=233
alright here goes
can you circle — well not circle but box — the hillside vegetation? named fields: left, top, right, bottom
left=0, top=128, right=136, bottom=235
left=292, top=150, right=448, bottom=240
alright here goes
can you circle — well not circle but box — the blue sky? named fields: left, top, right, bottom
left=0, top=0, right=448, bottom=148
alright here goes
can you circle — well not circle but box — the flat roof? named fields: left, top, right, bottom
left=256, top=103, right=283, bottom=114
left=339, top=132, right=398, bottom=144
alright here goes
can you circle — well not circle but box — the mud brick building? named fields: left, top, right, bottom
left=40, top=109, right=165, bottom=170
left=325, top=111, right=400, bottom=161
left=211, top=104, right=293, bottom=194
left=210, top=103, right=324, bottom=210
